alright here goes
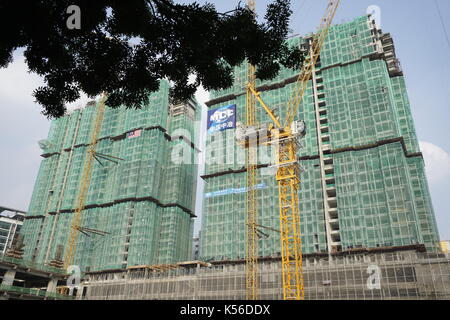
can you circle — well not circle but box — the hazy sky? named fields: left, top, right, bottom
left=1, top=0, right=449, bottom=240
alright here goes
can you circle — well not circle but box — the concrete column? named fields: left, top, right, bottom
left=46, top=278, right=58, bottom=293
left=76, top=286, right=84, bottom=300
left=1, top=270, right=16, bottom=286
left=310, top=49, right=333, bottom=253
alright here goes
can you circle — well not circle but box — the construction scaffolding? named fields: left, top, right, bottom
left=21, top=80, right=200, bottom=272
left=80, top=246, right=450, bottom=300
left=200, top=15, right=440, bottom=262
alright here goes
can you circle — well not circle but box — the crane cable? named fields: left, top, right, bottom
left=434, top=0, right=450, bottom=50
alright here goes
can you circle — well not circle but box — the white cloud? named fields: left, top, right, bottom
left=195, top=85, right=210, bottom=106
left=0, top=52, right=43, bottom=106
left=0, top=51, right=50, bottom=211
left=66, top=93, right=91, bottom=113
left=419, top=141, right=450, bottom=184
left=188, top=73, right=210, bottom=106
left=0, top=50, right=91, bottom=114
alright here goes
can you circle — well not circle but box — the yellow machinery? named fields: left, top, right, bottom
left=60, top=0, right=340, bottom=300
left=245, top=0, right=260, bottom=301
left=63, top=93, right=107, bottom=270
left=241, top=0, right=341, bottom=300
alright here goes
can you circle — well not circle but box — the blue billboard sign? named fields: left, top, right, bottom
left=204, top=184, right=267, bottom=198
left=207, top=104, right=236, bottom=134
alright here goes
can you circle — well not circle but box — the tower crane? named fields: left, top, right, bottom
left=63, top=37, right=127, bottom=272
left=244, top=0, right=259, bottom=302
left=63, top=92, right=109, bottom=270
left=239, top=0, right=341, bottom=300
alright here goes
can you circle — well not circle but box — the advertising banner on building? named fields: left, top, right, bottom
left=204, top=184, right=268, bottom=198
left=207, top=104, right=236, bottom=134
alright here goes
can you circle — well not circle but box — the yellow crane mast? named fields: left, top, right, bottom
left=284, top=0, right=341, bottom=128
left=245, top=0, right=259, bottom=300
left=245, top=0, right=259, bottom=301
left=63, top=93, right=107, bottom=270
left=240, top=0, right=341, bottom=300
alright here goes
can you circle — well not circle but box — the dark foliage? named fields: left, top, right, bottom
left=0, top=0, right=304, bottom=118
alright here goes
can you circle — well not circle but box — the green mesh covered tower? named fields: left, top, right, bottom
left=21, top=80, right=200, bottom=272
left=200, top=15, right=440, bottom=261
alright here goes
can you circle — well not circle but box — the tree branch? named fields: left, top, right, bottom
left=145, top=0, right=157, bottom=17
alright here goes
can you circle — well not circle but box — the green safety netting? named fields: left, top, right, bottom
left=200, top=15, right=440, bottom=260
left=22, top=80, right=199, bottom=272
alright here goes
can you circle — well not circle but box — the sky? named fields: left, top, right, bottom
left=0, top=0, right=449, bottom=240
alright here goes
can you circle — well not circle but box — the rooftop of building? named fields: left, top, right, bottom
left=0, top=206, right=26, bottom=222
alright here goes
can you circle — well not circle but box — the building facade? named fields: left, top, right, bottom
left=80, top=246, right=450, bottom=300
left=0, top=206, right=25, bottom=255
left=200, top=15, right=440, bottom=261
left=192, top=232, right=201, bottom=261
left=21, top=80, right=200, bottom=272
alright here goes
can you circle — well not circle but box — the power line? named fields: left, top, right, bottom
left=434, top=0, right=450, bottom=51
left=434, top=0, right=450, bottom=105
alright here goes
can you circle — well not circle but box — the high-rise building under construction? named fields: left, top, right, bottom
left=200, top=15, right=440, bottom=260
left=21, top=80, right=200, bottom=272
